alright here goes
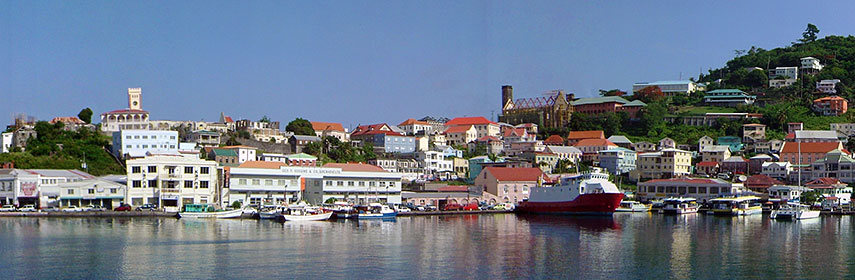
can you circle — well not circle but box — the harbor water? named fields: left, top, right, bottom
left=0, top=213, right=852, bottom=279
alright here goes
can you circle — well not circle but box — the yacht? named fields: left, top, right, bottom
left=660, top=197, right=699, bottom=214
left=616, top=201, right=650, bottom=212
left=770, top=203, right=820, bottom=220
left=709, top=196, right=763, bottom=216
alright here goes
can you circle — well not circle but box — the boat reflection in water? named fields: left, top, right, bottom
left=516, top=213, right=621, bottom=231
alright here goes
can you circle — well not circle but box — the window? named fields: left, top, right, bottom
left=200, top=167, right=210, bottom=174
left=252, top=179, right=260, bottom=185
left=88, top=189, right=95, bottom=194
left=265, top=179, right=273, bottom=185
left=278, top=180, right=286, bottom=186
left=359, top=181, right=365, bottom=186
left=348, top=181, right=354, bottom=186
left=132, top=166, right=141, bottom=173
left=142, top=135, right=148, bottom=139
left=185, top=167, right=194, bottom=173
left=148, top=166, right=157, bottom=173
left=239, top=179, right=247, bottom=185
left=110, top=188, right=117, bottom=194
left=148, top=180, right=158, bottom=188
left=68, top=189, right=74, bottom=195
left=133, top=180, right=142, bottom=188
left=337, top=181, right=343, bottom=186
left=184, top=181, right=193, bottom=188
left=200, top=181, right=209, bottom=188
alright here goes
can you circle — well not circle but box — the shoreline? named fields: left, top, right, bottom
left=0, top=209, right=514, bottom=218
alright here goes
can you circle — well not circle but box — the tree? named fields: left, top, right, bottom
left=285, top=118, right=315, bottom=136
left=800, top=190, right=822, bottom=205
left=77, top=108, right=93, bottom=124
left=598, top=89, right=626, bottom=97
left=800, top=23, right=820, bottom=43
left=259, top=115, right=271, bottom=123
left=633, top=86, right=665, bottom=103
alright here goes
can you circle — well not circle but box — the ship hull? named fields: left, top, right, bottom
left=516, top=193, right=624, bottom=215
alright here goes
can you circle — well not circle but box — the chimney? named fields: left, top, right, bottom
left=501, top=85, right=513, bottom=109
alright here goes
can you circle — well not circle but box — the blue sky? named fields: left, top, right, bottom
left=3, top=1, right=855, bottom=130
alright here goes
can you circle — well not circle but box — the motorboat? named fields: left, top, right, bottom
left=331, top=201, right=358, bottom=219
left=616, top=201, right=650, bottom=212
left=178, top=204, right=244, bottom=219
left=357, top=203, right=397, bottom=219
left=710, top=196, right=763, bottom=216
left=771, top=203, right=820, bottom=220
left=282, top=205, right=333, bottom=222
left=659, top=197, right=699, bottom=214
left=258, top=205, right=287, bottom=219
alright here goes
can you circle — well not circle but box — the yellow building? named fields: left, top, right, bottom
left=635, top=148, right=693, bottom=180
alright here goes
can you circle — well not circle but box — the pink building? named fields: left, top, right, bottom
left=474, top=167, right=547, bottom=204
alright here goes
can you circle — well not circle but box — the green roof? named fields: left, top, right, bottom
left=704, top=94, right=755, bottom=99
left=212, top=149, right=237, bottom=157
left=286, top=153, right=317, bottom=160
left=706, top=89, right=746, bottom=94
left=570, top=96, right=630, bottom=106
left=623, top=100, right=647, bottom=107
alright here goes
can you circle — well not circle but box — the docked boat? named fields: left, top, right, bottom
left=258, top=205, right=287, bottom=219
left=659, top=197, right=699, bottom=214
left=770, top=203, right=820, bottom=220
left=616, top=201, right=650, bottom=212
left=515, top=169, right=623, bottom=215
left=332, top=201, right=358, bottom=219
left=178, top=204, right=244, bottom=219
left=357, top=203, right=397, bottom=219
left=282, top=206, right=333, bottom=222
left=710, top=196, right=763, bottom=216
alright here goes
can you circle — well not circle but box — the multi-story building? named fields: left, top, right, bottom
left=801, top=56, right=823, bottom=75
left=779, top=141, right=843, bottom=165
left=574, top=139, right=618, bottom=162
left=111, top=130, right=179, bottom=159
left=788, top=122, right=804, bottom=134
left=100, top=88, right=151, bottom=133
left=703, top=89, right=756, bottom=107
left=236, top=119, right=285, bottom=143
left=415, top=151, right=453, bottom=175
left=631, top=80, right=704, bottom=96
left=471, top=136, right=504, bottom=155
left=184, top=130, right=221, bottom=147
left=370, top=134, right=416, bottom=154
left=817, top=79, right=841, bottom=94
left=443, top=125, right=478, bottom=146
left=289, top=135, right=322, bottom=154
left=658, top=138, right=676, bottom=150
left=445, top=117, right=500, bottom=139
left=635, top=148, right=693, bottom=180
left=809, top=149, right=855, bottom=183
left=720, top=156, right=749, bottom=174
left=768, top=67, right=799, bottom=88
left=1, top=132, right=12, bottom=153
left=701, top=145, right=731, bottom=163
left=698, top=136, right=715, bottom=151
left=637, top=178, right=743, bottom=202
left=57, top=178, right=126, bottom=209
left=742, top=124, right=766, bottom=143
left=633, top=141, right=657, bottom=152
left=367, top=158, right=398, bottom=173
left=499, top=85, right=574, bottom=130
left=570, top=96, right=646, bottom=119
left=607, top=135, right=633, bottom=149
left=125, top=154, right=219, bottom=211
left=502, top=128, right=536, bottom=148
left=566, top=130, right=604, bottom=145
left=545, top=145, right=582, bottom=164
left=0, top=169, right=99, bottom=208
left=311, top=121, right=348, bottom=142
left=474, top=167, right=545, bottom=204
left=397, top=119, right=433, bottom=135
left=597, top=148, right=637, bottom=175
left=789, top=130, right=842, bottom=143
left=831, top=123, right=855, bottom=137
left=452, top=158, right=469, bottom=179
left=543, top=135, right=565, bottom=146
left=813, top=96, right=848, bottom=116
left=520, top=152, right=559, bottom=174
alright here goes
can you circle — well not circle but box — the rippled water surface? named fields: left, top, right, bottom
left=0, top=213, right=852, bottom=279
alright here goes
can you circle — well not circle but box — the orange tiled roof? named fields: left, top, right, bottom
left=446, top=116, right=496, bottom=126
left=398, top=118, right=430, bottom=126
left=351, top=124, right=401, bottom=137
left=443, top=125, right=474, bottom=134
left=484, top=167, right=545, bottom=182
left=49, top=116, right=86, bottom=124
left=311, top=121, right=345, bottom=132
left=503, top=128, right=527, bottom=137
left=323, top=163, right=387, bottom=172
left=574, top=138, right=616, bottom=147
left=780, top=142, right=841, bottom=153
left=544, top=135, right=565, bottom=144
left=567, top=130, right=605, bottom=140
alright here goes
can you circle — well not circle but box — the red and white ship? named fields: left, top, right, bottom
left=516, top=169, right=623, bottom=215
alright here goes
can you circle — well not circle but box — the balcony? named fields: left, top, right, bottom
left=161, top=188, right=180, bottom=193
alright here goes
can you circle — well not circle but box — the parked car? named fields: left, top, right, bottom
left=18, top=205, right=37, bottom=212
left=114, top=204, right=132, bottom=211
left=393, top=204, right=411, bottom=213
left=491, top=204, right=506, bottom=210
left=43, top=207, right=60, bottom=212
left=443, top=203, right=462, bottom=211
left=62, top=206, right=82, bottom=212
left=463, top=203, right=479, bottom=211
left=425, top=205, right=438, bottom=212
left=415, top=205, right=426, bottom=211
left=136, top=204, right=156, bottom=211
left=84, top=205, right=106, bottom=212
left=0, top=205, right=16, bottom=212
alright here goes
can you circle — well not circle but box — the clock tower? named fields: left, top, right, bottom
left=128, top=88, right=142, bottom=110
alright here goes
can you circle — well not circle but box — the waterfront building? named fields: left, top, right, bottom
left=631, top=80, right=704, bottom=96
left=744, top=174, right=783, bottom=193
left=809, top=149, right=855, bottom=183
left=100, top=88, right=151, bottom=133
left=311, top=121, right=348, bottom=142
left=111, top=130, right=179, bottom=159
left=635, top=148, right=693, bottom=180
left=804, top=177, right=852, bottom=205
left=125, top=154, right=220, bottom=211
left=474, top=167, right=546, bottom=204
left=637, top=178, right=743, bottom=202
left=768, top=185, right=810, bottom=201
left=57, top=178, right=126, bottom=209
left=813, top=96, right=848, bottom=116
left=499, top=85, right=574, bottom=130
left=0, top=169, right=97, bottom=208
left=306, top=163, right=403, bottom=205
left=597, top=147, right=637, bottom=175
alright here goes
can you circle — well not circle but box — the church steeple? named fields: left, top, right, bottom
left=128, top=88, right=142, bottom=110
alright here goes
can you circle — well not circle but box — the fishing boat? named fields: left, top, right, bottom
left=770, top=203, right=820, bottom=220
left=258, top=205, right=287, bottom=219
left=659, top=197, right=699, bottom=214
left=516, top=169, right=623, bottom=215
left=709, top=196, right=763, bottom=216
left=178, top=204, right=244, bottom=219
left=331, top=201, right=358, bottom=219
left=616, top=201, right=650, bottom=212
left=357, top=203, right=397, bottom=219
left=282, top=205, right=333, bottom=221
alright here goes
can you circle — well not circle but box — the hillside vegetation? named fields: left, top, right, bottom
left=0, top=122, right=124, bottom=175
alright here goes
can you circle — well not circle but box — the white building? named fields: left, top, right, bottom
left=415, top=151, right=453, bottom=175
left=831, top=123, right=855, bottom=137
left=100, top=88, right=151, bottom=133
left=1, top=132, right=12, bottom=153
left=801, top=56, right=823, bottom=73
left=225, top=162, right=403, bottom=206
left=817, top=79, right=841, bottom=94
left=769, top=67, right=798, bottom=88
left=637, top=178, right=744, bottom=202
left=112, top=130, right=179, bottom=158
left=0, top=169, right=97, bottom=208
left=125, top=154, right=219, bottom=211
left=632, top=80, right=704, bottom=96
left=761, top=162, right=793, bottom=182
left=545, top=145, right=582, bottom=163
left=57, top=178, right=126, bottom=209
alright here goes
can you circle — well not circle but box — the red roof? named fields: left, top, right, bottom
left=398, top=118, right=430, bottom=126
left=311, top=121, right=345, bottom=132
left=544, top=135, right=564, bottom=144
left=780, top=142, right=841, bottom=153
left=101, top=109, right=149, bottom=115
left=806, top=177, right=843, bottom=188
left=484, top=167, right=545, bottom=182
left=445, top=116, right=496, bottom=126
left=238, top=161, right=287, bottom=169
left=567, top=130, right=605, bottom=140
left=641, top=178, right=720, bottom=184
left=503, top=128, right=527, bottom=137
left=49, top=116, right=86, bottom=124
left=438, top=185, right=469, bottom=192
left=745, top=174, right=782, bottom=188
left=224, top=116, right=234, bottom=123
left=351, top=124, right=401, bottom=137
left=476, top=136, right=500, bottom=142
left=697, top=161, right=720, bottom=167
left=574, top=138, right=616, bottom=147
left=323, top=163, right=387, bottom=172
left=443, top=125, right=474, bottom=134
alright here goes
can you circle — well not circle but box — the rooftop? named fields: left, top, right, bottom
left=323, top=162, right=387, bottom=172
left=311, top=121, right=345, bottom=132
left=484, top=167, right=545, bottom=182
left=567, top=130, right=604, bottom=140
left=570, top=96, right=630, bottom=106
left=574, top=138, right=617, bottom=147
left=445, top=116, right=496, bottom=126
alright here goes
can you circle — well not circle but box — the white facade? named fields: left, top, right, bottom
left=769, top=67, right=798, bottom=88
left=761, top=162, right=793, bottom=182
left=126, top=155, right=219, bottom=211
left=100, top=88, right=151, bottom=133
left=632, top=80, right=702, bottom=96
left=831, top=123, right=855, bottom=137
left=112, top=130, right=179, bottom=158
left=817, top=79, right=841, bottom=94
left=416, top=151, right=453, bottom=175
left=1, top=132, right=12, bottom=153
left=801, top=57, right=823, bottom=72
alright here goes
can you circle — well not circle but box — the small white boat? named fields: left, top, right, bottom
left=710, top=196, right=763, bottom=216
left=616, top=201, right=650, bottom=212
left=178, top=204, right=244, bottom=219
left=258, top=205, right=287, bottom=219
left=358, top=203, right=397, bottom=219
left=771, top=203, right=820, bottom=220
left=659, top=197, right=699, bottom=214
left=282, top=206, right=333, bottom=222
